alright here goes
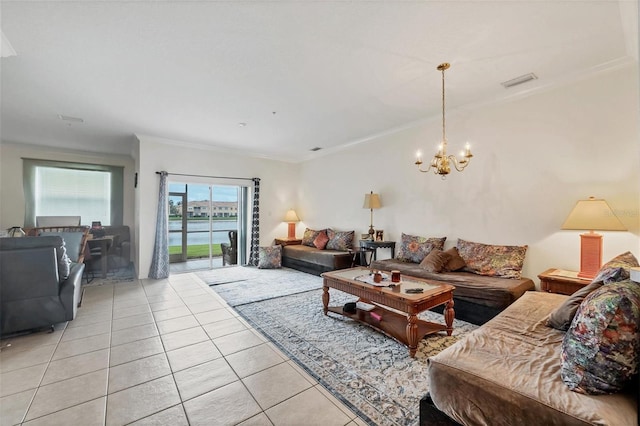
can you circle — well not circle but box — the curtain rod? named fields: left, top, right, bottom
left=155, top=171, right=255, bottom=182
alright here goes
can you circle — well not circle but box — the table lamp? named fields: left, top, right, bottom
left=363, top=191, right=381, bottom=240
left=561, top=196, right=627, bottom=279
left=284, top=209, right=300, bottom=239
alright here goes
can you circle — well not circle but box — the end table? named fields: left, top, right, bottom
left=359, top=240, right=396, bottom=261
left=275, top=238, right=302, bottom=246
left=538, top=268, right=590, bottom=295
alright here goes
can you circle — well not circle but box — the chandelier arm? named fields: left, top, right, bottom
left=416, top=163, right=434, bottom=173
left=448, top=155, right=471, bottom=172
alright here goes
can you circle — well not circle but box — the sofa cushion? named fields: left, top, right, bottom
left=419, top=248, right=451, bottom=273
left=561, top=280, right=640, bottom=395
left=396, top=233, right=446, bottom=263
left=313, top=231, right=329, bottom=249
left=546, top=280, right=603, bottom=331
left=443, top=247, right=466, bottom=271
left=326, top=229, right=354, bottom=251
left=258, top=245, right=282, bottom=269
left=281, top=244, right=351, bottom=270
left=546, top=252, right=639, bottom=331
left=302, top=228, right=324, bottom=247
left=457, top=239, right=527, bottom=279
left=591, top=251, right=639, bottom=284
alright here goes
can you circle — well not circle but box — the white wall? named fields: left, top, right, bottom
left=0, top=142, right=136, bottom=237
left=3, top=65, right=637, bottom=286
left=298, top=64, right=640, bottom=287
left=135, top=136, right=300, bottom=278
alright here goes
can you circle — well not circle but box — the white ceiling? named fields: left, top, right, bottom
left=1, top=1, right=638, bottom=162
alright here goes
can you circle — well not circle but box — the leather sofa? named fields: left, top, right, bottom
left=0, top=236, right=84, bottom=335
left=281, top=244, right=353, bottom=276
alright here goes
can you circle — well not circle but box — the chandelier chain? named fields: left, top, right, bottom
left=442, top=65, right=446, bottom=143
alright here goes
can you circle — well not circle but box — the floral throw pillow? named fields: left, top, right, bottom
left=326, top=229, right=354, bottom=251
left=561, top=280, right=640, bottom=395
left=591, top=251, right=639, bottom=285
left=456, top=239, right=527, bottom=279
left=396, top=233, right=446, bottom=264
left=302, top=228, right=324, bottom=247
left=257, top=245, right=282, bottom=269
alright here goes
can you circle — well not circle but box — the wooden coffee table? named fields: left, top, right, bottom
left=322, top=267, right=455, bottom=357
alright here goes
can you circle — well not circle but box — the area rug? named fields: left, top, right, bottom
left=234, top=288, right=478, bottom=426
left=196, top=266, right=323, bottom=306
left=83, top=262, right=136, bottom=287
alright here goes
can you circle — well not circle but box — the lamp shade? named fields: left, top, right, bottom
left=363, top=192, right=381, bottom=209
left=561, top=197, right=626, bottom=231
left=284, top=209, right=300, bottom=223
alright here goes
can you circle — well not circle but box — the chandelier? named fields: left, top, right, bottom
left=415, top=62, right=473, bottom=178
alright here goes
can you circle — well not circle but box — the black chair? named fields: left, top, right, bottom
left=221, top=231, right=238, bottom=266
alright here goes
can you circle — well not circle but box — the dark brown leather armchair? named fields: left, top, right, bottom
left=221, top=230, right=237, bottom=266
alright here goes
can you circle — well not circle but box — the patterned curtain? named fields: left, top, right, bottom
left=248, top=178, right=260, bottom=266
left=149, top=171, right=170, bottom=279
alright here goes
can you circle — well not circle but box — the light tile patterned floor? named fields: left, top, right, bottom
left=0, top=273, right=368, bottom=426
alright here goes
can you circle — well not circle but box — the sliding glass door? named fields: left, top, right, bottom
left=168, top=182, right=242, bottom=270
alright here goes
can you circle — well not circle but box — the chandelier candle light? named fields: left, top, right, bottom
left=415, top=62, right=473, bottom=178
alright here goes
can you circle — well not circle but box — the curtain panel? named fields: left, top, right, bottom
left=149, top=171, right=170, bottom=279
left=248, top=178, right=260, bottom=266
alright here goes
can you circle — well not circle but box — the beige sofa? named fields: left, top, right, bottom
left=422, top=291, right=638, bottom=425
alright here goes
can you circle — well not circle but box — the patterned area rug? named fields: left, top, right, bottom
left=233, top=287, right=478, bottom=426
left=196, top=266, right=323, bottom=306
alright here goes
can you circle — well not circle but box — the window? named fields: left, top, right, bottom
left=23, top=159, right=124, bottom=227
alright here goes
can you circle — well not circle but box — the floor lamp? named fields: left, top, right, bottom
left=561, top=196, right=627, bottom=279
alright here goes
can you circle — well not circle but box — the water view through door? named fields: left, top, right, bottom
left=168, top=182, right=240, bottom=272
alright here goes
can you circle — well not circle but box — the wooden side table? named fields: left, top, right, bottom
left=359, top=240, right=396, bottom=261
left=274, top=238, right=302, bottom=246
left=538, top=268, right=590, bottom=295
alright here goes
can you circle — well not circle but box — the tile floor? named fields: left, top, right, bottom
left=0, top=273, right=368, bottom=426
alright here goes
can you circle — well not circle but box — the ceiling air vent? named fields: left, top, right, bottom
left=501, top=73, right=537, bottom=88
left=310, top=147, right=322, bottom=152
left=57, top=114, right=84, bottom=123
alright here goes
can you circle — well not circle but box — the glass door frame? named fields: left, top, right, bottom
left=169, top=191, right=187, bottom=263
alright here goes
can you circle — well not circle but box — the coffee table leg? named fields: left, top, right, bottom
left=406, top=314, right=418, bottom=358
left=322, top=286, right=329, bottom=315
left=444, top=299, right=455, bottom=336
